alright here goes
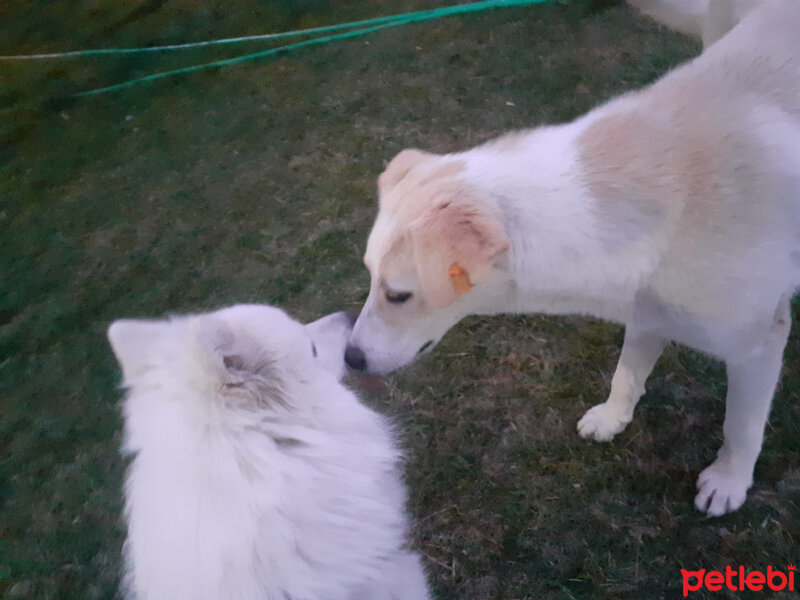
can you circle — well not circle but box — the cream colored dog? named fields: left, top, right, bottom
left=347, top=0, right=799, bottom=516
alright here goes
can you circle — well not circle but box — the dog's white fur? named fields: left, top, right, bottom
left=628, top=0, right=764, bottom=47
left=108, top=306, right=429, bottom=600
left=349, top=0, right=799, bottom=515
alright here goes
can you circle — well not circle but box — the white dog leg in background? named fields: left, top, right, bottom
left=578, top=328, right=667, bottom=442
left=695, top=297, right=792, bottom=516
left=626, top=0, right=762, bottom=48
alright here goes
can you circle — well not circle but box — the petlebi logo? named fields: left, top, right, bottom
left=681, top=564, right=796, bottom=596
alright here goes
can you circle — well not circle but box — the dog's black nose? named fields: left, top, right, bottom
left=344, top=344, right=367, bottom=371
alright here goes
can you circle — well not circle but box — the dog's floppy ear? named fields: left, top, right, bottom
left=378, top=149, right=434, bottom=197
left=409, top=196, right=510, bottom=308
left=108, top=319, right=169, bottom=381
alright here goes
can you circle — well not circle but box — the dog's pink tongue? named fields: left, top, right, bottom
left=359, top=375, right=386, bottom=393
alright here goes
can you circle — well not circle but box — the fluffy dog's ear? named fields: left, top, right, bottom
left=378, top=149, right=434, bottom=197
left=189, top=316, right=280, bottom=389
left=190, top=316, right=251, bottom=385
left=108, top=319, right=169, bottom=381
left=304, top=312, right=351, bottom=382
left=410, top=198, right=510, bottom=308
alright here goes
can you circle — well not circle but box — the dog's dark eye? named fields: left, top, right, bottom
left=311, top=342, right=317, bottom=358
left=386, top=291, right=412, bottom=304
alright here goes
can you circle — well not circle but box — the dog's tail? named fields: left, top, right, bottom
left=627, top=0, right=763, bottom=47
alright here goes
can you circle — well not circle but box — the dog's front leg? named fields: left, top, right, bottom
left=578, top=326, right=666, bottom=442
left=695, top=297, right=791, bottom=516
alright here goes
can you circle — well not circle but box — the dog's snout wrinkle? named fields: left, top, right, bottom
left=344, top=345, right=367, bottom=371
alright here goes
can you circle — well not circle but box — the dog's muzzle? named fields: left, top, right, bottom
left=345, top=345, right=367, bottom=371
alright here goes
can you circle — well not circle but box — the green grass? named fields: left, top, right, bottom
left=2, top=1, right=798, bottom=598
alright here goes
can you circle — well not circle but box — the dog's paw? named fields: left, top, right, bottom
left=577, top=402, right=631, bottom=442
left=694, top=463, right=751, bottom=516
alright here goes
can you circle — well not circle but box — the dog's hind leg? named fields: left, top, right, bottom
left=578, top=326, right=667, bottom=442
left=695, top=296, right=791, bottom=516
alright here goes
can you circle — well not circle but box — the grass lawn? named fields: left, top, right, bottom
left=1, top=1, right=798, bottom=598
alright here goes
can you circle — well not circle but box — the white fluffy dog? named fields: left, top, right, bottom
left=107, top=305, right=429, bottom=600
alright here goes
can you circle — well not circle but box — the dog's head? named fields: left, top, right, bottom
left=108, top=305, right=354, bottom=411
left=347, top=149, right=510, bottom=374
